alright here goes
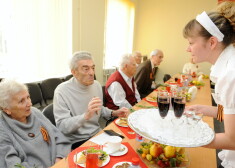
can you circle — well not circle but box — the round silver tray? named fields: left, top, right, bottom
left=128, top=109, right=215, bottom=147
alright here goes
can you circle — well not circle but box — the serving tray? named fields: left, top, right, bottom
left=128, top=109, right=215, bottom=147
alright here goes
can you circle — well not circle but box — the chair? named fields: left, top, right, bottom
left=163, top=74, right=171, bottom=83
left=26, top=82, right=43, bottom=108
left=102, top=85, right=106, bottom=106
left=39, top=78, right=63, bottom=105
left=42, top=103, right=56, bottom=126
left=64, top=74, right=73, bottom=81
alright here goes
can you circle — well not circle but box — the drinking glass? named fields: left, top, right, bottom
left=186, top=111, right=203, bottom=126
left=170, top=91, right=177, bottom=109
left=185, top=111, right=203, bottom=138
left=174, top=77, right=178, bottom=83
left=85, top=148, right=99, bottom=168
left=157, top=91, right=170, bottom=119
left=172, top=94, right=186, bottom=125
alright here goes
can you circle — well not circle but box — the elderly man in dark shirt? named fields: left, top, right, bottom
left=135, top=49, right=164, bottom=98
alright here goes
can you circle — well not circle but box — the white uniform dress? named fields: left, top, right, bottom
left=210, top=44, right=235, bottom=168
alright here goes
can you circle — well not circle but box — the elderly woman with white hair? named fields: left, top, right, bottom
left=0, top=79, right=71, bottom=168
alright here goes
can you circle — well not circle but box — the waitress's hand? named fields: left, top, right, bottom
left=185, top=104, right=217, bottom=118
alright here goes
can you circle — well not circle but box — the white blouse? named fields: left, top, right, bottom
left=210, top=44, right=235, bottom=168
left=211, top=44, right=235, bottom=114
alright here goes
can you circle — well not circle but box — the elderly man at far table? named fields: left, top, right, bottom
left=133, top=51, right=143, bottom=66
left=53, top=51, right=129, bottom=150
left=135, top=49, right=164, bottom=98
left=105, top=54, right=141, bottom=110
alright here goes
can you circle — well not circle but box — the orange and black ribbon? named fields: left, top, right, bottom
left=40, top=126, right=50, bottom=144
left=217, top=104, right=224, bottom=122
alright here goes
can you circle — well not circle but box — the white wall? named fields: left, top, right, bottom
left=133, top=0, right=217, bottom=83
left=72, top=0, right=106, bottom=84
left=72, top=0, right=218, bottom=84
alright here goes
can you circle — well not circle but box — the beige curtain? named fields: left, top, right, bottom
left=104, top=0, right=135, bottom=69
left=0, top=0, right=72, bottom=82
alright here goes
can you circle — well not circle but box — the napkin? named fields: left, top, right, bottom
left=198, top=74, right=203, bottom=82
left=89, top=132, right=114, bottom=145
left=188, top=86, right=198, bottom=100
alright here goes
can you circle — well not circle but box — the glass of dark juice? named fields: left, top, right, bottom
left=174, top=77, right=178, bottom=83
left=170, top=91, right=177, bottom=108
left=172, top=94, right=186, bottom=125
left=157, top=91, right=170, bottom=119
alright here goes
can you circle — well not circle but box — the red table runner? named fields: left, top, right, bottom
left=68, top=142, right=147, bottom=168
left=114, top=119, right=136, bottom=139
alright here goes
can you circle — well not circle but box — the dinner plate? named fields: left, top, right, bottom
left=145, top=97, right=157, bottom=102
left=112, top=161, right=132, bottom=168
left=128, top=109, right=215, bottom=147
left=115, top=118, right=128, bottom=127
left=73, top=151, right=110, bottom=167
left=103, top=144, right=128, bottom=156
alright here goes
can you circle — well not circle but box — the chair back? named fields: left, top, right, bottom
left=26, top=82, right=43, bottom=106
left=163, top=74, right=171, bottom=83
left=64, top=74, right=73, bottom=81
left=39, top=78, right=63, bottom=104
left=102, top=85, right=106, bottom=106
left=42, top=104, right=56, bottom=125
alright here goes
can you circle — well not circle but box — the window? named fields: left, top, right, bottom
left=0, top=0, right=72, bottom=83
left=104, top=0, right=135, bottom=69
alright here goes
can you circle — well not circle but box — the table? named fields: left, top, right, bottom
left=52, top=78, right=216, bottom=168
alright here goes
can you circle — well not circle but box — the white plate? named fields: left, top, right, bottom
left=73, top=151, right=110, bottom=167
left=112, top=161, right=132, bottom=168
left=128, top=109, right=215, bottom=147
left=115, top=118, right=128, bottom=127
left=103, top=144, right=128, bottom=156
left=145, top=97, right=157, bottom=102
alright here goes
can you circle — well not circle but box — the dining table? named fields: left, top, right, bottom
left=51, top=77, right=217, bottom=168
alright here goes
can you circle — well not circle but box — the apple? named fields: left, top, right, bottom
left=164, top=146, right=176, bottom=158
left=150, top=143, right=163, bottom=158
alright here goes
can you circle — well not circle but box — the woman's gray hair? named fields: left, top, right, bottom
left=119, top=53, right=133, bottom=69
left=69, top=51, right=93, bottom=70
left=0, top=79, right=28, bottom=109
